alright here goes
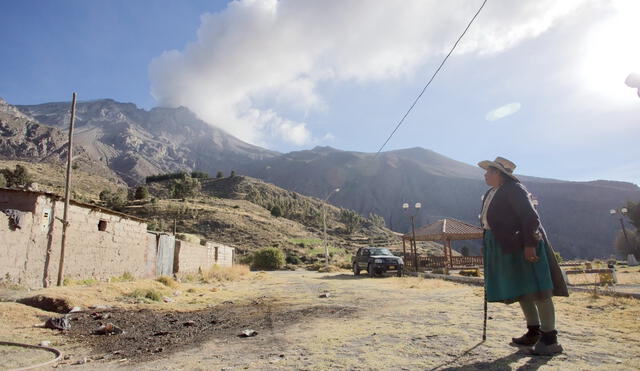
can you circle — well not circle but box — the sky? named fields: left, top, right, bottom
left=1, top=0, right=639, bottom=184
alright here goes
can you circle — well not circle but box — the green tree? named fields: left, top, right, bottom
left=135, top=186, right=150, bottom=200
left=252, top=247, right=286, bottom=270
left=99, top=189, right=127, bottom=210
left=270, top=204, right=283, bottom=218
left=1, top=164, right=32, bottom=187
left=340, top=209, right=363, bottom=233
left=171, top=177, right=201, bottom=198
left=216, top=171, right=224, bottom=179
left=229, top=170, right=236, bottom=178
left=368, top=213, right=386, bottom=228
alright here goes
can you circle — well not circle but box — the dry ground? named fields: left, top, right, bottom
left=2, top=271, right=640, bottom=370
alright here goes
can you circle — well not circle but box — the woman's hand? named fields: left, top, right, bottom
left=524, top=246, right=539, bottom=263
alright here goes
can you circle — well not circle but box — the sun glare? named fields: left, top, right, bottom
left=579, top=1, right=640, bottom=106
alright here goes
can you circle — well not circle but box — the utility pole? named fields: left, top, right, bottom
left=57, top=92, right=77, bottom=286
left=403, top=202, right=421, bottom=272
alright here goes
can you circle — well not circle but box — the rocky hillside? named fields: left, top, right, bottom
left=14, top=99, right=277, bottom=184
left=0, top=159, right=400, bottom=267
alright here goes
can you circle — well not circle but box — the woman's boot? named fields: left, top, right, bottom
left=530, top=330, right=564, bottom=355
left=511, top=325, right=541, bottom=346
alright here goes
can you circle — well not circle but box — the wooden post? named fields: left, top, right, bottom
left=448, top=240, right=453, bottom=268
left=56, top=92, right=77, bottom=286
left=402, top=237, right=407, bottom=263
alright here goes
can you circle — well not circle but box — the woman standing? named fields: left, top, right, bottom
left=479, top=157, right=569, bottom=355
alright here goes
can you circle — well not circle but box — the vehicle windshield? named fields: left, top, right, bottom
left=369, top=248, right=393, bottom=256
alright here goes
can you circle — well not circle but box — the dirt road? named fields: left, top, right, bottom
left=4, top=271, right=640, bottom=370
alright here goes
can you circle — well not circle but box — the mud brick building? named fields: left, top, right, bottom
left=1, top=188, right=236, bottom=288
left=174, top=240, right=235, bottom=274
left=0, top=188, right=150, bottom=288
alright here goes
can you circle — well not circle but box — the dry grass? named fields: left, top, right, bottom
left=202, top=264, right=250, bottom=282
left=155, top=275, right=178, bottom=288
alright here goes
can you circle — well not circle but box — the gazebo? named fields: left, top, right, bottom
left=402, top=218, right=483, bottom=269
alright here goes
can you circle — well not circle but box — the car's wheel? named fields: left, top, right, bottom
left=397, top=269, right=403, bottom=277
left=353, top=263, right=360, bottom=276
left=368, top=264, right=375, bottom=278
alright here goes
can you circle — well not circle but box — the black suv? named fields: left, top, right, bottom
left=352, top=247, right=404, bottom=277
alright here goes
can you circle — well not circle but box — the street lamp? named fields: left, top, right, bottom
left=323, top=188, right=340, bottom=267
left=610, top=207, right=631, bottom=253
left=403, top=202, right=421, bottom=271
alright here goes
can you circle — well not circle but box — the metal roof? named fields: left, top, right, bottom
left=403, top=218, right=483, bottom=241
left=0, top=187, right=147, bottom=223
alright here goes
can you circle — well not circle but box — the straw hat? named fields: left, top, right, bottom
left=478, top=156, right=519, bottom=182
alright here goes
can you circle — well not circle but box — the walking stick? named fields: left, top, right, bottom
left=482, top=290, right=487, bottom=341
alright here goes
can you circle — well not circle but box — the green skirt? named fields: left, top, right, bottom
left=483, top=230, right=554, bottom=303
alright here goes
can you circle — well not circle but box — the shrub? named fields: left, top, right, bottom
left=1, top=164, right=32, bottom=187
left=340, top=209, right=364, bottom=233
left=285, top=253, right=302, bottom=265
left=99, top=189, right=128, bottom=210
left=129, top=288, right=163, bottom=301
left=135, top=186, right=150, bottom=200
left=270, top=205, right=283, bottom=218
left=110, top=271, right=135, bottom=282
left=216, top=171, right=224, bottom=179
left=230, top=170, right=236, bottom=178
left=171, top=177, right=201, bottom=198
left=554, top=251, right=564, bottom=263
left=252, top=247, right=286, bottom=270
left=0, top=173, right=6, bottom=187
left=156, top=275, right=178, bottom=288
left=190, top=171, right=209, bottom=179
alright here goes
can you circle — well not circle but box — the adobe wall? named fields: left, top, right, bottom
left=212, top=242, right=234, bottom=267
left=174, top=240, right=215, bottom=273
left=174, top=241, right=235, bottom=273
left=0, top=193, right=149, bottom=288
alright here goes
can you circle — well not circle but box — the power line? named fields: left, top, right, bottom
left=375, top=0, right=488, bottom=155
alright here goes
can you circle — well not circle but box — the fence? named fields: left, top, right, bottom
left=405, top=254, right=483, bottom=270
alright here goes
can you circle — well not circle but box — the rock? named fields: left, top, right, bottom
left=39, top=341, right=51, bottom=347
left=319, top=293, right=330, bottom=298
left=183, top=320, right=196, bottom=327
left=69, top=306, right=83, bottom=313
left=94, top=323, right=124, bottom=335
left=162, top=296, right=175, bottom=303
left=238, top=329, right=258, bottom=337
left=44, top=317, right=71, bottom=331
left=90, top=305, right=112, bottom=310
left=173, top=290, right=182, bottom=297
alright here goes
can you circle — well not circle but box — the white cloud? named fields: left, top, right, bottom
left=149, top=0, right=585, bottom=146
left=485, top=102, right=522, bottom=121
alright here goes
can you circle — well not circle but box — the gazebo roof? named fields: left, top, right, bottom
left=403, top=218, right=483, bottom=242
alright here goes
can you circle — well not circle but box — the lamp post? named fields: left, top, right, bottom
left=403, top=202, right=421, bottom=271
left=323, top=188, right=340, bottom=267
left=610, top=207, right=631, bottom=252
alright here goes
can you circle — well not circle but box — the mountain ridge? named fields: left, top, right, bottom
left=2, top=97, right=639, bottom=259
